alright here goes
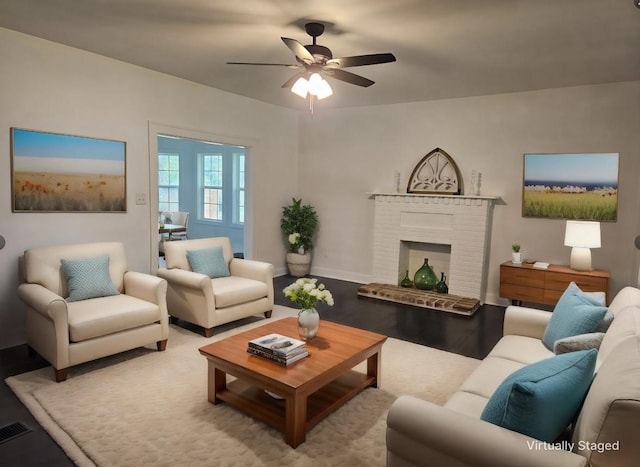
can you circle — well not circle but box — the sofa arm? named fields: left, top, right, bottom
left=386, top=396, right=587, bottom=467
left=503, top=305, right=553, bottom=339
left=17, top=283, right=68, bottom=324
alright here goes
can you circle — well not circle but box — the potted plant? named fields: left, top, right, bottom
left=512, top=244, right=523, bottom=264
left=281, top=198, right=319, bottom=277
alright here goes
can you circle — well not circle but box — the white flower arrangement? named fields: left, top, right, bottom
left=283, top=278, right=334, bottom=309
left=288, top=232, right=301, bottom=248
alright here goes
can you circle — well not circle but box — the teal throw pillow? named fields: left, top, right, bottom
left=480, top=349, right=597, bottom=442
left=186, top=247, right=230, bottom=278
left=542, top=282, right=608, bottom=350
left=60, top=255, right=119, bottom=302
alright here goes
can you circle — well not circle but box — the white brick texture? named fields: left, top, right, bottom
left=372, top=194, right=496, bottom=302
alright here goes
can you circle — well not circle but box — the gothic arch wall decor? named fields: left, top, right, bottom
left=406, top=147, right=463, bottom=194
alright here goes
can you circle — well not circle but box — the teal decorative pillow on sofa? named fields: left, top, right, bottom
left=480, top=349, right=597, bottom=442
left=186, top=247, right=230, bottom=278
left=542, top=282, right=608, bottom=350
left=61, top=255, right=119, bottom=302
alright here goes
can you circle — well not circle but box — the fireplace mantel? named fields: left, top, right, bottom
left=369, top=191, right=498, bottom=303
left=368, top=192, right=500, bottom=202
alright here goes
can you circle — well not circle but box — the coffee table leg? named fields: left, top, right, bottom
left=207, top=361, right=226, bottom=405
left=367, top=350, right=381, bottom=388
left=285, top=392, right=307, bottom=448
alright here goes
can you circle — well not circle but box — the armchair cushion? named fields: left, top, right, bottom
left=212, top=276, right=269, bottom=308
left=542, top=282, right=607, bottom=350
left=481, top=349, right=597, bottom=442
left=61, top=255, right=119, bottom=302
left=186, top=247, right=230, bottom=278
left=68, top=294, right=161, bottom=342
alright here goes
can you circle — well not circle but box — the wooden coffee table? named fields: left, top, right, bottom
left=198, top=317, right=387, bottom=448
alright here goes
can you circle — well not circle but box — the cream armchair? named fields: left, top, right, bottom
left=18, top=242, right=169, bottom=382
left=157, top=237, right=274, bottom=337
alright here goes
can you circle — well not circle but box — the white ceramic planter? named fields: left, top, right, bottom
left=512, top=252, right=523, bottom=264
left=286, top=252, right=311, bottom=277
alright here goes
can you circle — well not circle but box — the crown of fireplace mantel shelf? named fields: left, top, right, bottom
left=367, top=192, right=500, bottom=201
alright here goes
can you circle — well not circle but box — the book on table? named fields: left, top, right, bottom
left=247, top=333, right=308, bottom=366
left=247, top=346, right=309, bottom=366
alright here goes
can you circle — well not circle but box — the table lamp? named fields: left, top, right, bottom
left=564, top=221, right=601, bottom=271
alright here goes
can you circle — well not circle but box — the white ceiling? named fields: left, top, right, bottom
left=1, top=0, right=639, bottom=110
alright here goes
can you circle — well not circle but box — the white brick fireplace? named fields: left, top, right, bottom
left=371, top=193, right=497, bottom=302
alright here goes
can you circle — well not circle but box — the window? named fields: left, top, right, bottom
left=158, top=153, right=179, bottom=212
left=202, top=154, right=223, bottom=221
left=234, top=153, right=245, bottom=224
left=198, top=148, right=246, bottom=225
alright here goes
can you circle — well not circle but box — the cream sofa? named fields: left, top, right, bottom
left=386, top=286, right=640, bottom=467
left=18, top=242, right=169, bottom=382
left=157, top=237, right=274, bottom=337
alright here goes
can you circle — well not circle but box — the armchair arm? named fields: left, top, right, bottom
left=157, top=268, right=211, bottom=290
left=17, top=283, right=68, bottom=324
left=503, top=305, right=553, bottom=339
left=386, top=396, right=587, bottom=467
left=124, top=271, right=169, bottom=338
left=229, top=258, right=273, bottom=283
left=229, top=259, right=274, bottom=308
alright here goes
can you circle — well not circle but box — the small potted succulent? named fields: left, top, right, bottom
left=511, top=244, right=523, bottom=264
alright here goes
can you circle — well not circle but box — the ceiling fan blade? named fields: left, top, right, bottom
left=326, top=53, right=396, bottom=68
left=281, top=72, right=307, bottom=89
left=281, top=37, right=314, bottom=64
left=227, top=62, right=301, bottom=68
left=325, top=68, right=374, bottom=87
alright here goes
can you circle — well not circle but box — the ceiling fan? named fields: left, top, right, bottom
left=227, top=22, right=396, bottom=101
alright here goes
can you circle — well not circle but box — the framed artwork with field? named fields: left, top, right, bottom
left=522, top=153, right=618, bottom=221
left=11, top=128, right=126, bottom=213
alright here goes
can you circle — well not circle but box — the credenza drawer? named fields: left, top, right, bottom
left=500, top=266, right=545, bottom=288
left=544, top=272, right=607, bottom=293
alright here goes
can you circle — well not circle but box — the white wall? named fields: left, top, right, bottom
left=0, top=28, right=299, bottom=348
left=298, top=81, right=640, bottom=304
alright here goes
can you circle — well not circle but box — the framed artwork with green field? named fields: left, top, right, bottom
left=11, top=128, right=126, bottom=213
left=522, top=153, right=618, bottom=221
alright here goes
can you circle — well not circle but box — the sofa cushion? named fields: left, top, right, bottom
left=542, top=282, right=607, bottom=350
left=598, top=305, right=640, bottom=362
left=487, top=335, right=553, bottom=366
left=480, top=349, right=597, bottom=442
left=186, top=247, right=230, bottom=278
left=211, top=276, right=269, bottom=308
left=458, top=356, right=527, bottom=399
left=68, top=294, right=160, bottom=342
left=553, top=332, right=605, bottom=355
left=61, top=255, right=120, bottom=302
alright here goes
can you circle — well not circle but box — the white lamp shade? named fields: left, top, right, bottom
left=291, top=77, right=309, bottom=98
left=564, top=221, right=601, bottom=248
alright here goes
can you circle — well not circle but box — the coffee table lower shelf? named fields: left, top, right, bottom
left=217, top=370, right=374, bottom=436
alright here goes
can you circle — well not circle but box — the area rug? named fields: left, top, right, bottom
left=6, top=305, right=479, bottom=467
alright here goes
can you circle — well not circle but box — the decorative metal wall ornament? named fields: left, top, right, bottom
left=406, top=147, right=462, bottom=194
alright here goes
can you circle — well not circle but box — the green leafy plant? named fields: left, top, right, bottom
left=512, top=244, right=521, bottom=253
left=281, top=198, right=319, bottom=253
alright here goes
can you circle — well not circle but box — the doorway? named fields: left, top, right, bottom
left=148, top=123, right=255, bottom=272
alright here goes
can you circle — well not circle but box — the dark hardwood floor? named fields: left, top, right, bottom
left=0, top=275, right=504, bottom=466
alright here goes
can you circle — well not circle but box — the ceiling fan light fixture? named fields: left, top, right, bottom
left=291, top=77, right=309, bottom=98
left=315, top=78, right=333, bottom=100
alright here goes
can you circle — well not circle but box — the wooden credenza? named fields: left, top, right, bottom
left=500, top=261, right=610, bottom=306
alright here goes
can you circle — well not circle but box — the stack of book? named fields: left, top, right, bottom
left=247, top=333, right=308, bottom=366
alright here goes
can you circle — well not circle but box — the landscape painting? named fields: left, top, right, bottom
left=11, top=128, right=126, bottom=212
left=523, top=153, right=618, bottom=221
